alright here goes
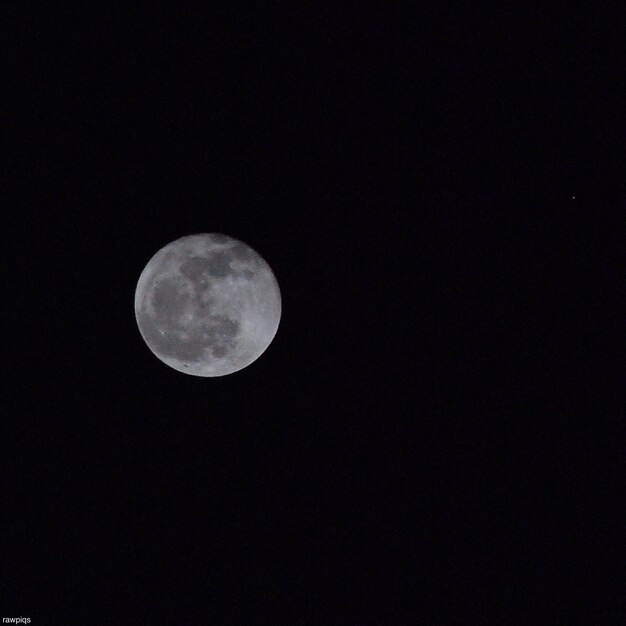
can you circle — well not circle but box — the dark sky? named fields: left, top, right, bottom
left=4, top=3, right=621, bottom=624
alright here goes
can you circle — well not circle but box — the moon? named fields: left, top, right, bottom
left=134, top=233, right=281, bottom=377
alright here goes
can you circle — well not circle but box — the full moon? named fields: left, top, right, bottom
left=134, top=233, right=281, bottom=377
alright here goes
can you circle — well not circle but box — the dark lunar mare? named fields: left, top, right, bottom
left=150, top=278, right=191, bottom=321
left=199, top=315, right=240, bottom=358
left=180, top=252, right=233, bottom=279
left=179, top=256, right=214, bottom=281
left=204, top=251, right=232, bottom=277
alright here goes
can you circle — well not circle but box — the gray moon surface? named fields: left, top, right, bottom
left=134, top=233, right=281, bottom=377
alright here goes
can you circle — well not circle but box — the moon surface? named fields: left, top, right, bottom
left=134, top=233, right=281, bottom=377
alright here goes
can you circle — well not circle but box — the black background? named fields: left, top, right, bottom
left=3, top=3, right=622, bottom=624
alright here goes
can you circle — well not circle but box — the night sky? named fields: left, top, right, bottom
left=4, top=4, right=621, bottom=623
